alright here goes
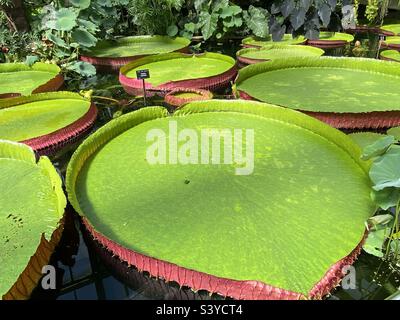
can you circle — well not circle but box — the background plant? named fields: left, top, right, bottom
left=361, top=135, right=400, bottom=267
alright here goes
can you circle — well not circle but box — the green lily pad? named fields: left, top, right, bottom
left=83, top=35, right=190, bottom=58
left=0, top=63, right=61, bottom=96
left=381, top=24, right=400, bottom=36
left=348, top=132, right=387, bottom=150
left=242, top=34, right=306, bottom=47
left=0, top=141, right=66, bottom=299
left=67, top=100, right=374, bottom=299
left=384, top=36, right=400, bottom=45
left=121, top=52, right=235, bottom=87
left=235, top=57, right=400, bottom=113
left=380, top=50, right=400, bottom=62
left=310, top=31, right=354, bottom=42
left=237, top=45, right=324, bottom=62
left=0, top=92, right=91, bottom=142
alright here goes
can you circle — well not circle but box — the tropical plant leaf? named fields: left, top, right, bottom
left=72, top=28, right=98, bottom=48
left=54, top=8, right=78, bottom=31
left=348, top=132, right=386, bottom=150
left=370, top=150, right=400, bottom=191
left=66, top=100, right=373, bottom=299
left=361, top=135, right=396, bottom=161
left=363, top=229, right=387, bottom=257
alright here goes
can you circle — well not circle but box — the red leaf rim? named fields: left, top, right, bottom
left=81, top=217, right=367, bottom=300
left=21, top=102, right=97, bottom=157
left=164, top=88, right=213, bottom=108
left=119, top=64, right=237, bottom=96
left=236, top=55, right=269, bottom=67
left=306, top=40, right=348, bottom=49
left=0, top=74, right=64, bottom=99
left=345, top=25, right=380, bottom=33
left=3, top=216, right=65, bottom=300
left=238, top=90, right=400, bottom=129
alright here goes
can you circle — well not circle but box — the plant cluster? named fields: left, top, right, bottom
left=362, top=134, right=400, bottom=266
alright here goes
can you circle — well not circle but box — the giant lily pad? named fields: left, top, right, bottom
left=306, top=32, right=354, bottom=48
left=0, top=63, right=63, bottom=98
left=381, top=24, right=400, bottom=36
left=66, top=100, right=374, bottom=300
left=236, top=44, right=324, bottom=66
left=0, top=92, right=97, bottom=156
left=235, top=57, right=400, bottom=129
left=119, top=52, right=237, bottom=96
left=380, top=50, right=400, bottom=62
left=0, top=141, right=66, bottom=299
left=242, top=34, right=306, bottom=48
left=80, top=35, right=191, bottom=72
left=382, top=36, right=400, bottom=50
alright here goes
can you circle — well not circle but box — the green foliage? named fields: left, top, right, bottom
left=356, top=133, right=400, bottom=265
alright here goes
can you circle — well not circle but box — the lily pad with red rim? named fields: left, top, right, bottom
left=0, top=140, right=66, bottom=299
left=306, top=32, right=354, bottom=48
left=241, top=34, right=306, bottom=48
left=236, top=44, right=324, bottom=67
left=0, top=92, right=97, bottom=156
left=119, top=52, right=237, bottom=96
left=0, top=62, right=63, bottom=98
left=66, top=100, right=375, bottom=300
left=234, top=57, right=400, bottom=129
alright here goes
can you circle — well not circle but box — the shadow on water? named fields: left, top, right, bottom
left=30, top=31, right=400, bottom=300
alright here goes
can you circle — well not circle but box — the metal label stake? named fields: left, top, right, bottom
left=136, top=69, right=150, bottom=106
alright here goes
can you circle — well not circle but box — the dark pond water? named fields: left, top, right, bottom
left=31, top=32, right=400, bottom=300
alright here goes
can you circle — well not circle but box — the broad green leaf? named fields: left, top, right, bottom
left=70, top=0, right=91, bottom=9
left=387, top=126, right=400, bottom=140
left=83, top=35, right=190, bottom=58
left=236, top=57, right=400, bottom=113
left=363, top=229, right=387, bottom=257
left=65, top=61, right=96, bottom=77
left=368, top=214, right=394, bottom=228
left=46, top=33, right=68, bottom=48
left=54, top=8, right=78, bottom=31
left=66, top=100, right=374, bottom=297
left=200, top=12, right=218, bottom=40
left=237, top=45, right=324, bottom=62
left=370, top=152, right=400, bottom=191
left=25, top=56, right=39, bottom=67
left=361, top=135, right=396, bottom=161
left=348, top=132, right=387, bottom=150
left=0, top=63, right=60, bottom=96
left=72, top=28, right=98, bottom=48
left=0, top=92, right=91, bottom=142
left=167, top=25, right=178, bottom=37
left=371, top=188, right=400, bottom=210
left=122, top=52, right=235, bottom=86
left=0, top=141, right=65, bottom=298
left=243, top=6, right=270, bottom=38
